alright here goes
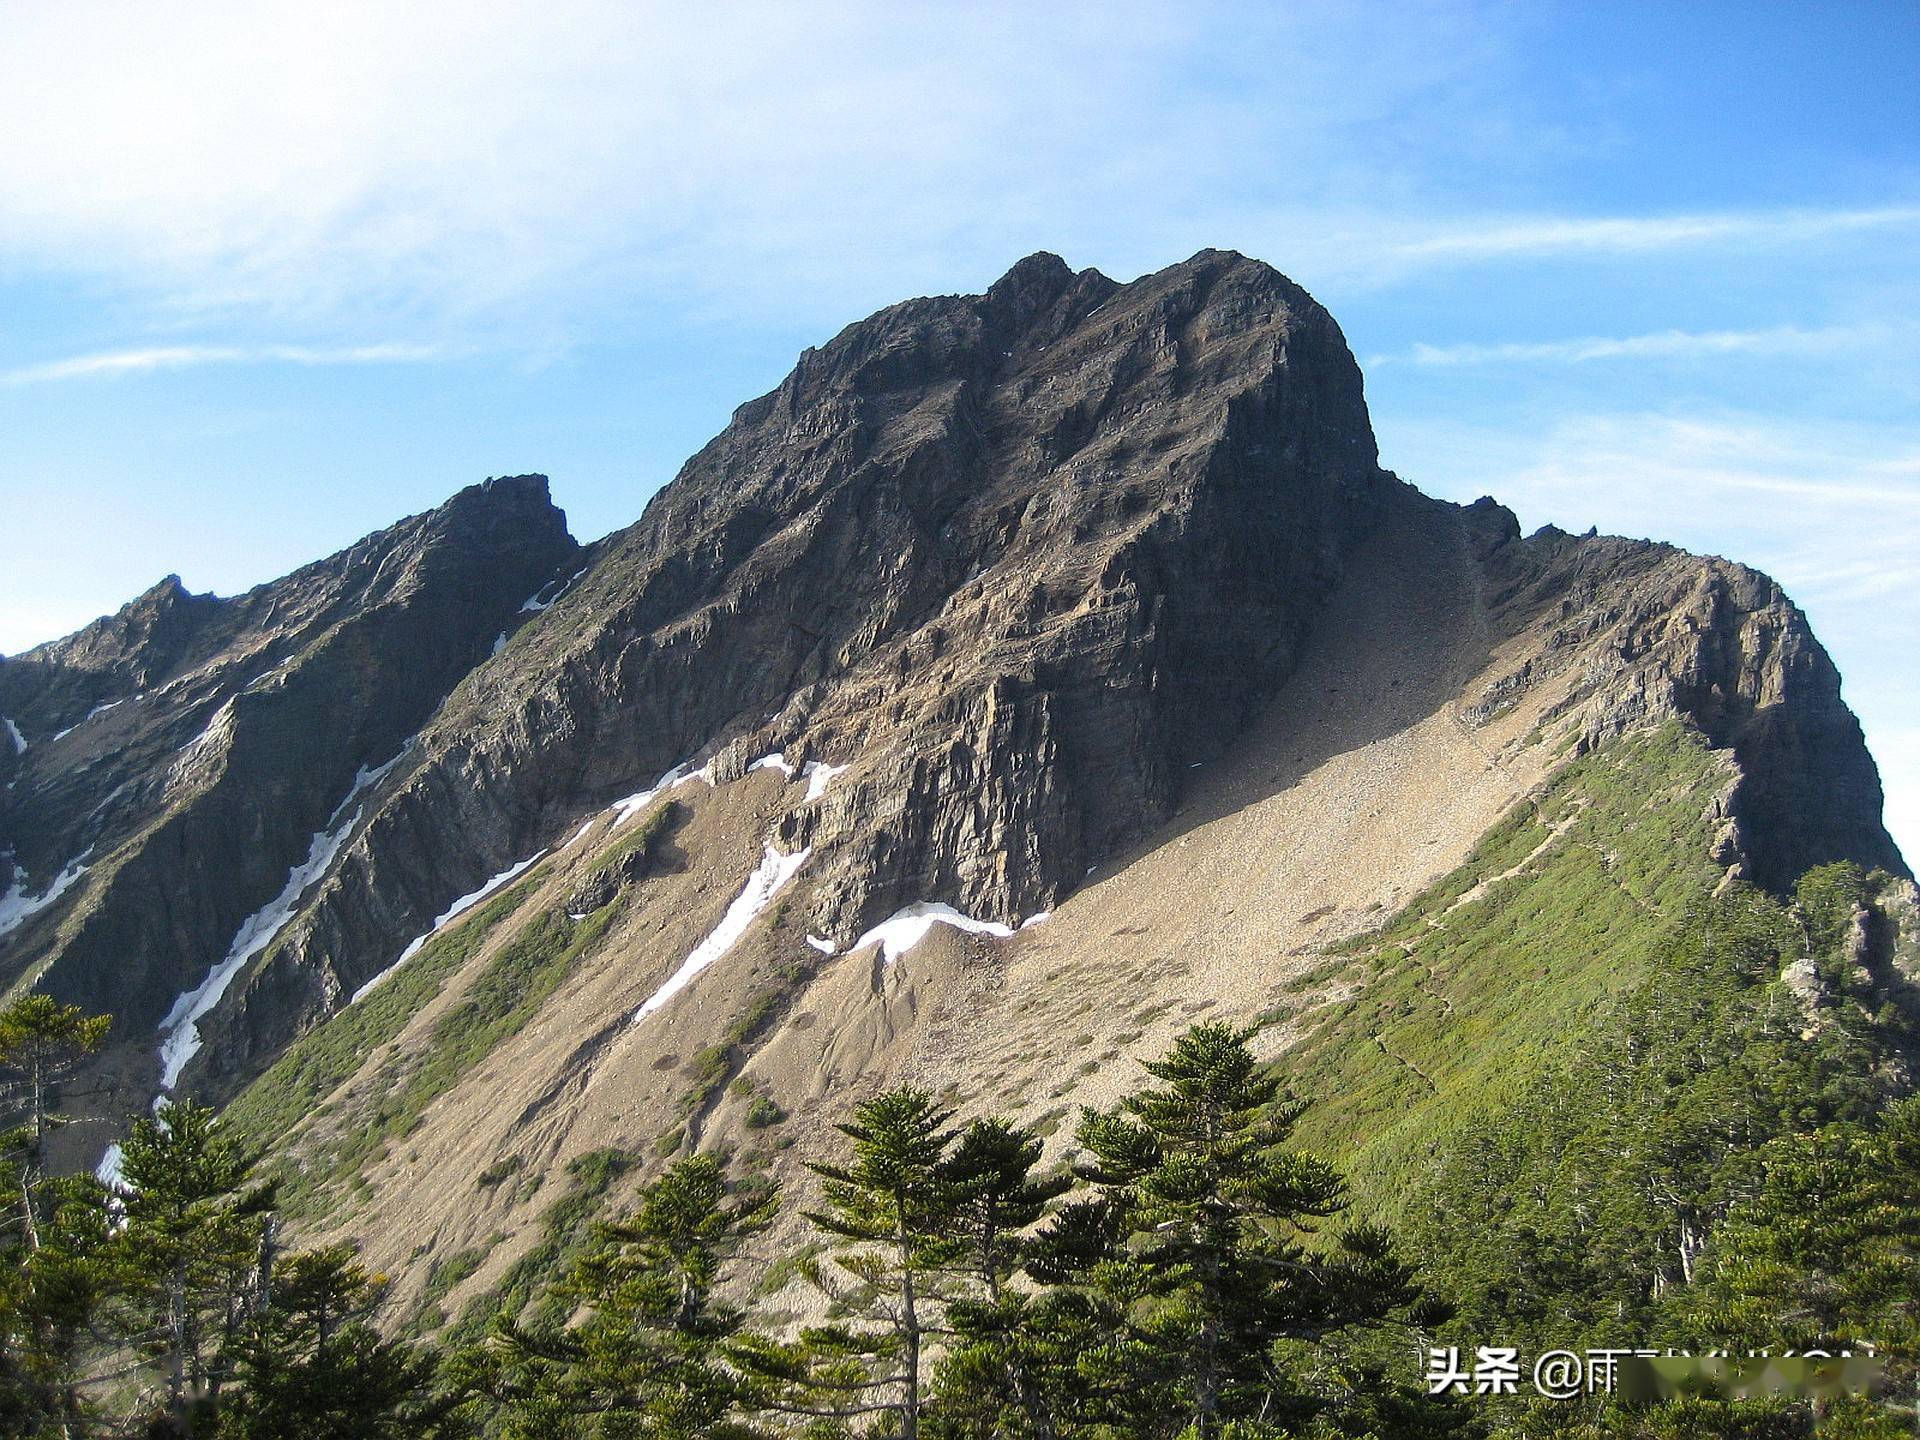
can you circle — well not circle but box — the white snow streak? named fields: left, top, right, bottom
left=851, top=903, right=1016, bottom=965
left=491, top=631, right=508, bottom=655
left=3, top=717, right=25, bottom=754
left=48, top=698, right=126, bottom=745
left=609, top=761, right=711, bottom=829
left=519, top=565, right=590, bottom=613
left=801, top=760, right=846, bottom=801
left=631, top=842, right=810, bottom=1023
left=560, top=817, right=597, bottom=850
left=96, top=1144, right=124, bottom=1190
left=0, top=854, right=92, bottom=939
left=352, top=848, right=546, bottom=1004
left=804, top=933, right=837, bottom=955
left=750, top=753, right=796, bottom=779
left=156, top=746, right=409, bottom=1088
left=174, top=698, right=236, bottom=765
left=1020, top=911, right=1052, bottom=929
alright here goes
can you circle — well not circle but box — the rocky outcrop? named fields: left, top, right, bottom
left=194, top=251, right=1395, bottom=1086
left=1467, top=525, right=1905, bottom=891
left=0, top=476, right=577, bottom=1050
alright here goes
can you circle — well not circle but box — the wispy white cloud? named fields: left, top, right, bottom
left=1375, top=324, right=1875, bottom=369
left=1381, top=207, right=1920, bottom=266
left=1392, top=410, right=1920, bottom=600
left=1288, top=206, right=1920, bottom=292
left=6, top=1, right=1907, bottom=332
left=0, top=1, right=1398, bottom=324
left=0, top=342, right=443, bottom=385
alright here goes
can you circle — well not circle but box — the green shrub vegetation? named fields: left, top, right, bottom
left=443, top=1145, right=640, bottom=1346
left=227, top=879, right=623, bottom=1221
left=6, top=727, right=1918, bottom=1435
left=223, top=873, right=543, bottom=1154
left=1287, top=724, right=1735, bottom=1210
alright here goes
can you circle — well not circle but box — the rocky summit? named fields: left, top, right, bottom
left=1, top=251, right=1911, bottom=1338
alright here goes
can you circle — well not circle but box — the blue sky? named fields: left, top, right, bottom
left=0, top=1, right=1914, bottom=854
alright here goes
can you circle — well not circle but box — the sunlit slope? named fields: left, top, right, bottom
left=1281, top=723, right=1735, bottom=1208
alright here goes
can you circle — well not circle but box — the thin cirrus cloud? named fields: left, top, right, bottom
left=1374, top=324, right=1875, bottom=369
left=3, top=1, right=1912, bottom=330
left=1378, top=205, right=1920, bottom=265
left=0, top=1, right=1410, bottom=322
left=0, top=342, right=445, bottom=386
left=1289, top=204, right=1920, bottom=292
left=1398, top=409, right=1920, bottom=606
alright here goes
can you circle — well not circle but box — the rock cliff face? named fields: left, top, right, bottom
left=1468, top=522, right=1904, bottom=891
left=0, top=476, right=576, bottom=1061
left=2, top=251, right=1905, bottom=1158
left=198, top=249, right=1399, bottom=1088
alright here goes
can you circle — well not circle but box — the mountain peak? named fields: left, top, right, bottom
left=984, top=250, right=1078, bottom=309
left=8, top=253, right=1905, bottom=1225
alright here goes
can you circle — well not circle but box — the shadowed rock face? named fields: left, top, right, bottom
left=3, top=251, right=1904, bottom=1133
left=222, top=250, right=1400, bottom=1078
left=0, top=475, right=577, bottom=1039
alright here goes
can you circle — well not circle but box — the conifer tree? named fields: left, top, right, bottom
left=1066, top=1022, right=1425, bottom=1439
left=216, top=1244, right=465, bottom=1440
left=117, top=1100, right=274, bottom=1425
left=472, top=1152, right=774, bottom=1439
left=1685, top=1095, right=1920, bottom=1363
left=1, top=1169, right=118, bottom=1437
left=925, top=1118, right=1071, bottom=1440
left=0, top=995, right=110, bottom=1252
left=0, top=996, right=114, bottom=1434
left=742, top=1087, right=962, bottom=1439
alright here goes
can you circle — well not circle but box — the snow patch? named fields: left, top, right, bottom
left=801, top=760, right=846, bottom=802
left=850, top=903, right=1015, bottom=965
left=609, top=761, right=711, bottom=828
left=491, top=631, right=508, bottom=655
left=0, top=854, right=92, bottom=940
left=519, top=565, right=590, bottom=614
left=560, top=817, right=597, bottom=850
left=1020, top=910, right=1052, bottom=929
left=156, top=746, right=409, bottom=1089
left=631, top=841, right=810, bottom=1023
left=3, top=717, right=25, bottom=754
left=48, top=698, right=124, bottom=744
left=96, top=1144, right=124, bottom=1190
left=174, top=698, right=236, bottom=765
left=805, top=933, right=837, bottom=955
left=750, top=752, right=796, bottom=779
left=352, top=848, right=547, bottom=1004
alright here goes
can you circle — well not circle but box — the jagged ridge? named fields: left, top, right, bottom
left=0, top=476, right=575, bottom=1126
left=2, top=250, right=1904, bottom=1168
